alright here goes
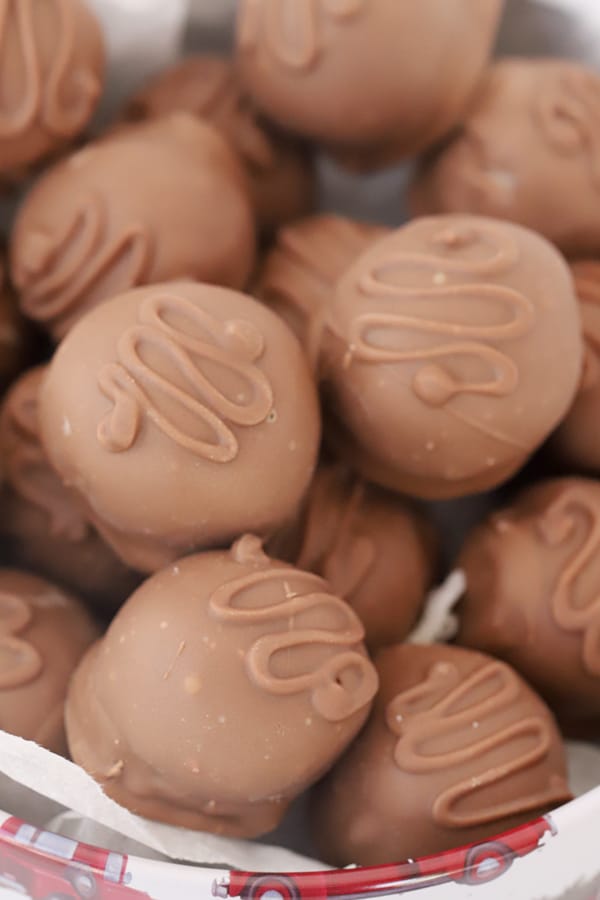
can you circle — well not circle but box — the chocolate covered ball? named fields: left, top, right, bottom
left=0, top=569, right=97, bottom=754
left=552, top=262, right=600, bottom=472
left=11, top=116, right=256, bottom=340
left=39, top=282, right=321, bottom=573
left=0, top=259, right=32, bottom=392
left=235, top=0, right=503, bottom=166
left=0, top=366, right=139, bottom=614
left=256, top=214, right=386, bottom=359
left=458, top=478, right=600, bottom=725
left=319, top=214, right=583, bottom=499
left=0, top=0, right=104, bottom=178
left=124, top=55, right=315, bottom=234
left=312, top=643, right=570, bottom=866
left=411, top=59, right=600, bottom=257
left=66, top=536, right=378, bottom=836
left=269, top=464, right=437, bottom=650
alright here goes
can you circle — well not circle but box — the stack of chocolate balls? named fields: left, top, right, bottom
left=3, top=0, right=600, bottom=868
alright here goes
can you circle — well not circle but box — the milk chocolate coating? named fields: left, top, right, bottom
left=235, top=0, right=503, bottom=166
left=269, top=464, right=437, bottom=650
left=11, top=116, right=256, bottom=340
left=312, top=643, right=570, bottom=866
left=124, top=55, right=315, bottom=235
left=66, top=536, right=378, bottom=836
left=0, top=569, right=97, bottom=754
left=319, top=214, right=583, bottom=499
left=410, top=59, right=600, bottom=257
left=256, top=214, right=387, bottom=359
left=458, top=478, right=600, bottom=724
left=552, top=262, right=600, bottom=472
left=0, top=0, right=104, bottom=178
left=39, top=282, right=321, bottom=573
left=0, top=366, right=139, bottom=614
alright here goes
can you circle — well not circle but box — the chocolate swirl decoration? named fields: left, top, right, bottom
left=571, top=263, right=600, bottom=392
left=537, top=485, right=600, bottom=677
left=0, top=592, right=42, bottom=690
left=536, top=68, right=600, bottom=191
left=335, top=223, right=535, bottom=446
left=3, top=371, right=89, bottom=541
left=0, top=0, right=100, bottom=139
left=16, top=191, right=152, bottom=333
left=97, top=293, right=274, bottom=462
left=238, top=0, right=366, bottom=71
left=386, top=660, right=569, bottom=828
left=209, top=562, right=377, bottom=721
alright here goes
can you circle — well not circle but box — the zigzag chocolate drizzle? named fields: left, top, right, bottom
left=0, top=0, right=99, bottom=138
left=0, top=592, right=42, bottom=690
left=239, top=0, right=366, bottom=71
left=97, top=292, right=274, bottom=461
left=209, top=563, right=377, bottom=721
left=537, top=485, right=600, bottom=677
left=386, top=660, right=568, bottom=828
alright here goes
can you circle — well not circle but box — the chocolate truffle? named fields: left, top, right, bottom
left=458, top=477, right=600, bottom=725
left=0, top=366, right=139, bottom=614
left=256, top=214, right=387, bottom=360
left=11, top=116, right=256, bottom=340
left=0, top=569, right=97, bottom=754
left=269, top=464, right=437, bottom=650
left=0, top=0, right=104, bottom=178
left=312, top=643, right=570, bottom=866
left=552, top=262, right=600, bottom=472
left=235, top=0, right=503, bottom=166
left=0, top=258, right=32, bottom=392
left=410, top=59, right=600, bottom=257
left=39, top=282, right=321, bottom=573
left=66, top=536, right=378, bottom=836
left=319, top=214, right=583, bottom=499
left=124, top=55, right=315, bottom=234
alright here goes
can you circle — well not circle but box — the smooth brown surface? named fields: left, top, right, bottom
left=66, top=536, right=378, bottom=836
left=269, top=464, right=437, bottom=650
left=124, top=55, right=315, bottom=234
left=312, top=643, right=570, bottom=866
left=0, top=568, right=97, bottom=754
left=411, top=59, right=600, bottom=257
left=552, top=262, right=600, bottom=472
left=0, top=260, right=32, bottom=392
left=0, top=0, right=104, bottom=177
left=235, top=0, right=503, bottom=167
left=458, top=477, right=600, bottom=724
left=319, top=214, right=583, bottom=499
left=39, top=282, right=321, bottom=573
left=0, top=366, right=139, bottom=614
left=11, top=116, right=256, bottom=339
left=256, top=214, right=387, bottom=360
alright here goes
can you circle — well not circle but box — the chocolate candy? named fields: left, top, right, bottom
left=256, top=214, right=386, bottom=358
left=0, top=259, right=32, bottom=392
left=0, top=569, right=97, bottom=754
left=312, top=643, right=570, bottom=866
left=458, top=478, right=600, bottom=725
left=124, top=55, right=315, bottom=234
left=410, top=60, right=600, bottom=257
left=39, top=282, right=321, bottom=573
left=66, top=535, right=378, bottom=835
left=0, top=0, right=104, bottom=178
left=0, top=366, right=139, bottom=614
left=552, top=262, right=600, bottom=472
left=11, top=116, right=256, bottom=340
left=269, top=464, right=437, bottom=650
left=235, top=0, right=503, bottom=167
left=319, top=214, right=583, bottom=499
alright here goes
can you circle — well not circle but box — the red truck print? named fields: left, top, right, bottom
left=213, top=816, right=556, bottom=900
left=0, top=817, right=154, bottom=900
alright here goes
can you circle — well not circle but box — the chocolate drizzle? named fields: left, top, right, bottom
left=0, top=0, right=99, bottom=139
left=386, top=660, right=568, bottom=828
left=538, top=485, right=600, bottom=677
left=97, top=292, right=274, bottom=461
left=0, top=592, right=42, bottom=690
left=209, top=564, right=377, bottom=721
